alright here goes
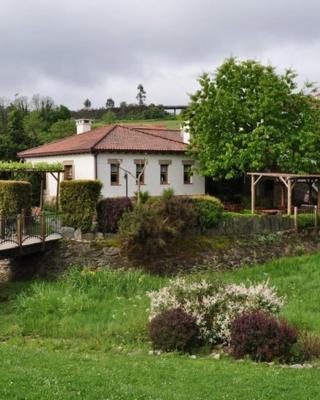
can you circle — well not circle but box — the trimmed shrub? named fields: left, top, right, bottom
left=0, top=180, right=31, bottom=216
left=230, top=311, right=298, bottom=362
left=97, top=197, right=132, bottom=233
left=191, top=195, right=223, bottom=231
left=149, top=308, right=200, bottom=352
left=118, top=205, right=175, bottom=261
left=60, top=180, right=102, bottom=232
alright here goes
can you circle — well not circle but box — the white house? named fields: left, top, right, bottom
left=18, top=120, right=205, bottom=199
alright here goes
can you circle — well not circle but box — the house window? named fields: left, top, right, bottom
left=183, top=164, right=192, bottom=184
left=110, top=163, right=120, bottom=185
left=160, top=164, right=168, bottom=184
left=136, top=162, right=145, bottom=185
left=64, top=164, right=73, bottom=180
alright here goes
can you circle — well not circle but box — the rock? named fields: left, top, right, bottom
left=74, top=228, right=82, bottom=241
left=60, top=226, right=75, bottom=239
left=211, top=353, right=220, bottom=360
left=103, top=247, right=120, bottom=257
left=96, top=232, right=104, bottom=240
left=82, top=232, right=95, bottom=241
left=290, top=364, right=304, bottom=369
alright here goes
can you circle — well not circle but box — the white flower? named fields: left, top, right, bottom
left=148, top=278, right=284, bottom=344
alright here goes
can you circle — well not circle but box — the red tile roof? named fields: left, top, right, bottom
left=18, top=125, right=187, bottom=158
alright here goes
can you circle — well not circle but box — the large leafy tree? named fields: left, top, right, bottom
left=185, top=58, right=320, bottom=179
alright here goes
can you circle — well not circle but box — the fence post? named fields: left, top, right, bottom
left=0, top=213, right=5, bottom=240
left=40, top=212, right=46, bottom=243
left=314, top=205, right=318, bottom=233
left=17, top=213, right=23, bottom=247
left=294, top=206, right=298, bottom=233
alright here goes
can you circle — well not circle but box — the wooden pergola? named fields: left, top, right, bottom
left=0, top=162, right=64, bottom=211
left=248, top=172, right=320, bottom=215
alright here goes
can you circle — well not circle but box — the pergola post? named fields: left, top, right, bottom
left=251, top=175, right=255, bottom=214
left=56, top=172, right=60, bottom=213
left=280, top=184, right=285, bottom=209
left=40, top=172, right=44, bottom=211
left=287, top=179, right=292, bottom=215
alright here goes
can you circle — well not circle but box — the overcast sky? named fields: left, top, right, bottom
left=0, top=0, right=319, bottom=109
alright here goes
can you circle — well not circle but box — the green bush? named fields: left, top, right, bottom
left=297, top=213, right=315, bottom=229
left=60, top=180, right=102, bottom=232
left=191, top=195, right=223, bottom=230
left=0, top=180, right=31, bottom=216
left=157, top=196, right=198, bottom=233
left=118, top=205, right=176, bottom=261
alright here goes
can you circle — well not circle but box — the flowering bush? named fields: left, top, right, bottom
left=148, top=278, right=283, bottom=344
left=230, top=311, right=298, bottom=362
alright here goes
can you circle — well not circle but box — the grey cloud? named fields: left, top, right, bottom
left=0, top=0, right=319, bottom=108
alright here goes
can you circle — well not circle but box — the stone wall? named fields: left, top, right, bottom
left=1, top=226, right=320, bottom=282
left=209, top=214, right=293, bottom=236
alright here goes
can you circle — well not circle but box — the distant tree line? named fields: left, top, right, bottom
left=71, top=103, right=174, bottom=122
left=0, top=94, right=74, bottom=160
left=0, top=87, right=177, bottom=162
left=77, top=84, right=175, bottom=121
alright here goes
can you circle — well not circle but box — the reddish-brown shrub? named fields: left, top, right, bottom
left=97, top=197, right=132, bottom=233
left=230, top=311, right=298, bottom=362
left=149, top=308, right=200, bottom=353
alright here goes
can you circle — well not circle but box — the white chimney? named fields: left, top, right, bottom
left=76, top=119, right=93, bottom=135
left=180, top=122, right=190, bottom=144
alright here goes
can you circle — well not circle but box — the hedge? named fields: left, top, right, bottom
left=60, top=180, right=102, bottom=232
left=97, top=197, right=133, bottom=233
left=0, top=180, right=32, bottom=216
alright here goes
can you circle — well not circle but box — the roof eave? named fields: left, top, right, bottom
left=18, top=149, right=92, bottom=158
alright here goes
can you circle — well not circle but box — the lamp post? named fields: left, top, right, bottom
left=124, top=172, right=128, bottom=198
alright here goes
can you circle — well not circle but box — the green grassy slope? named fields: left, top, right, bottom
left=1, top=253, right=320, bottom=399
left=92, top=119, right=181, bottom=130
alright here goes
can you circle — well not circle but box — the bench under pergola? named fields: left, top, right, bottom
left=248, top=172, right=320, bottom=215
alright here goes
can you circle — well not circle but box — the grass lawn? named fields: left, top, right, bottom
left=92, top=118, right=181, bottom=130
left=1, top=253, right=320, bottom=399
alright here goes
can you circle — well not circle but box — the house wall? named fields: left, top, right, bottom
left=24, top=152, right=205, bottom=199
left=24, top=154, right=95, bottom=200
left=96, top=152, right=205, bottom=197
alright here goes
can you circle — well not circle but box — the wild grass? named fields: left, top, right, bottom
left=10, top=269, right=166, bottom=349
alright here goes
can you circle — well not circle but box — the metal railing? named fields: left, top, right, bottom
left=0, top=211, right=62, bottom=248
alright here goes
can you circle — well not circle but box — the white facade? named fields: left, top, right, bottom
left=97, top=153, right=205, bottom=197
left=24, top=152, right=205, bottom=199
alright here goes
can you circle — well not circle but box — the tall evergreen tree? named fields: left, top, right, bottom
left=136, top=84, right=146, bottom=105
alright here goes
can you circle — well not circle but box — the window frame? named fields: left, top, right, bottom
left=110, top=163, right=120, bottom=185
left=63, top=161, right=74, bottom=181
left=183, top=163, right=193, bottom=185
left=135, top=161, right=145, bottom=185
left=160, top=164, right=169, bottom=185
